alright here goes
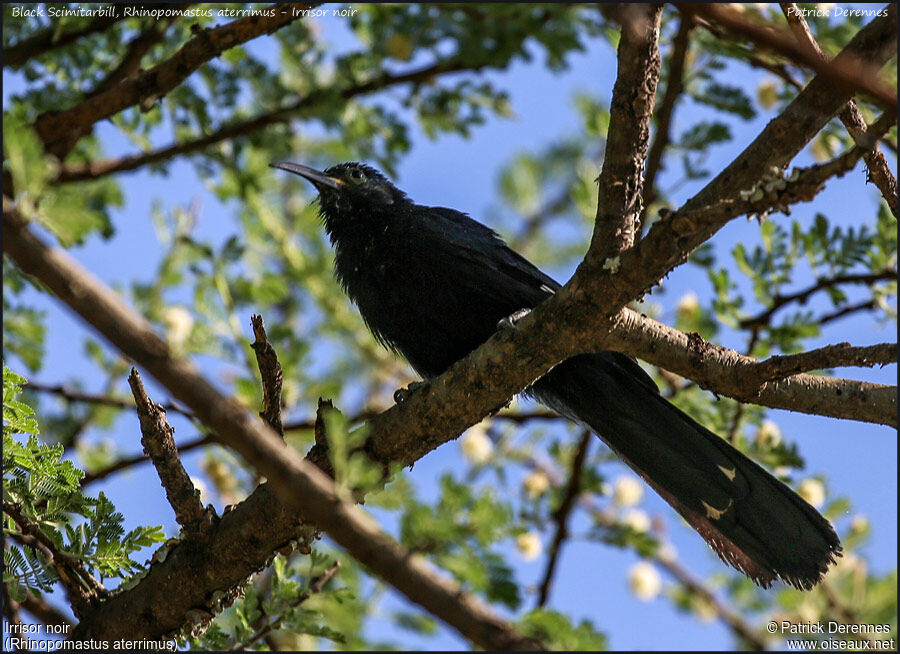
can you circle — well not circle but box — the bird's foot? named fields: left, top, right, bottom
left=393, top=380, right=426, bottom=404
left=497, top=308, right=531, bottom=330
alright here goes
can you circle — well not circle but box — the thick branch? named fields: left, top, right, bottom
left=1, top=211, right=538, bottom=651
left=86, top=10, right=186, bottom=99
left=2, top=10, right=894, bottom=644
left=33, top=3, right=319, bottom=158
left=127, top=368, right=214, bottom=537
left=604, top=310, right=896, bottom=426
left=641, top=14, right=695, bottom=231
left=591, top=3, right=663, bottom=257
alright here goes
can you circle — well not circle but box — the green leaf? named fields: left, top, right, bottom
left=2, top=116, right=54, bottom=202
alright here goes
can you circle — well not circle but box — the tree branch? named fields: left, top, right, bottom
left=535, top=429, right=592, bottom=608
left=2, top=10, right=894, bottom=645
left=753, top=342, right=896, bottom=378
left=739, top=269, right=897, bottom=329
left=527, top=453, right=768, bottom=649
left=3, top=7, right=140, bottom=68
left=1, top=211, right=539, bottom=650
left=77, top=408, right=556, bottom=487
left=604, top=309, right=896, bottom=426
left=591, top=3, right=663, bottom=257
left=680, top=3, right=897, bottom=111
left=127, top=368, right=215, bottom=537
left=572, top=6, right=896, bottom=297
left=86, top=9, right=186, bottom=99
left=33, top=2, right=320, bottom=158
left=81, top=434, right=213, bottom=486
left=24, top=379, right=194, bottom=418
left=657, top=554, right=767, bottom=650
left=235, top=560, right=341, bottom=650
left=641, top=14, right=695, bottom=233
left=779, top=2, right=898, bottom=217
left=818, top=299, right=879, bottom=326
left=250, top=314, right=283, bottom=438
left=3, top=502, right=106, bottom=619
left=18, top=591, right=74, bottom=630
left=54, top=57, right=489, bottom=184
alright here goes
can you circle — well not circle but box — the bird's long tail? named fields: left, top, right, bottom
left=529, top=352, right=841, bottom=589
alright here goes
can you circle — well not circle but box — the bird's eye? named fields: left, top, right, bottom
left=349, top=168, right=364, bottom=181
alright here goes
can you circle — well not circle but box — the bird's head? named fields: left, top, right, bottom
left=269, top=161, right=407, bottom=223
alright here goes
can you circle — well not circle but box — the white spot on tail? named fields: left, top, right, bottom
left=701, top=498, right=733, bottom=521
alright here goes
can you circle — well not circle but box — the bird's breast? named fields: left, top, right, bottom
left=331, top=229, right=495, bottom=377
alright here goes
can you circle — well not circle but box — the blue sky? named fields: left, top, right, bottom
left=4, top=4, right=896, bottom=651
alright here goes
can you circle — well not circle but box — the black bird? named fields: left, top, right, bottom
left=271, top=160, right=841, bottom=590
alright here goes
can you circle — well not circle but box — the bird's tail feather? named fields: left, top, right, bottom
left=529, top=352, right=841, bottom=589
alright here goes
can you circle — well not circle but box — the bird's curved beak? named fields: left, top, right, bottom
left=269, top=162, right=344, bottom=190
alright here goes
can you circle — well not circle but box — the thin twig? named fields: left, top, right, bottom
left=55, top=56, right=487, bottom=184
left=681, top=3, right=897, bottom=110
left=33, top=3, right=321, bottom=158
left=1, top=582, right=24, bottom=632
left=739, top=269, right=897, bottom=329
left=81, top=433, right=213, bottom=486
left=535, top=429, right=592, bottom=607
left=3, top=7, right=140, bottom=68
left=236, top=560, right=341, bottom=650
left=3, top=501, right=106, bottom=618
left=694, top=19, right=805, bottom=89
left=24, top=380, right=195, bottom=419
left=818, top=300, right=879, bottom=326
left=18, top=591, right=74, bottom=630
left=525, top=452, right=767, bottom=649
left=726, top=402, right=746, bottom=446
left=25, top=380, right=557, bottom=431
left=779, top=3, right=898, bottom=217
left=78, top=409, right=559, bottom=486
left=512, top=184, right=579, bottom=251
left=657, top=554, right=768, bottom=650
left=754, top=342, right=896, bottom=380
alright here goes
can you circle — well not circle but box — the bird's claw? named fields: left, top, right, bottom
left=393, top=380, right=426, bottom=404
left=497, top=308, right=531, bottom=330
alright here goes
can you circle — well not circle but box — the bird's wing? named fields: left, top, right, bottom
left=422, top=206, right=561, bottom=303
left=420, top=206, right=662, bottom=395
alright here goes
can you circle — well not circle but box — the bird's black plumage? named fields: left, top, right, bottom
left=271, top=160, right=841, bottom=589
